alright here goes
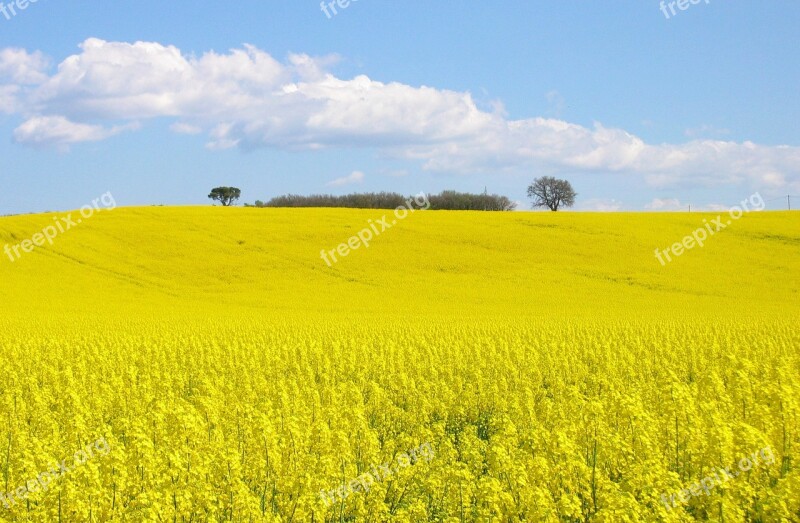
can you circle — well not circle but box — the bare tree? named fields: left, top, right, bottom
left=527, top=177, right=576, bottom=211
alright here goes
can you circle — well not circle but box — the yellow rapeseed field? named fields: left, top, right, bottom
left=0, top=207, right=798, bottom=522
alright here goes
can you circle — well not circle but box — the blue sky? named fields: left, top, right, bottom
left=1, top=0, right=798, bottom=214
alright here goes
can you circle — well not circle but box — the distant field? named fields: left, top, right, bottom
left=1, top=207, right=797, bottom=318
left=0, top=208, right=798, bottom=521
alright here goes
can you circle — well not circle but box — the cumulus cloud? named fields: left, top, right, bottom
left=0, top=48, right=50, bottom=84
left=1, top=38, right=799, bottom=191
left=12, top=116, right=138, bottom=149
left=0, top=48, right=50, bottom=113
left=326, top=171, right=365, bottom=187
left=0, top=85, right=20, bottom=113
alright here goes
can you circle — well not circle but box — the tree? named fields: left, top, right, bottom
left=208, top=187, right=241, bottom=206
left=527, top=177, right=576, bottom=211
left=427, top=190, right=517, bottom=211
left=252, top=191, right=517, bottom=211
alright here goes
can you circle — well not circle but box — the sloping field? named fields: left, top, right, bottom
left=0, top=208, right=798, bottom=521
left=1, top=207, right=797, bottom=319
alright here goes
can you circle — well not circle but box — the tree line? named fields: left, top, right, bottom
left=209, top=177, right=577, bottom=211
left=245, top=190, right=518, bottom=211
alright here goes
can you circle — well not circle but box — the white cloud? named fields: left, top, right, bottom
left=0, top=49, right=49, bottom=113
left=0, top=85, right=20, bottom=113
left=170, top=122, right=203, bottom=135
left=645, top=198, right=685, bottom=211
left=12, top=116, right=137, bottom=149
left=0, top=48, right=50, bottom=84
left=579, top=198, right=623, bottom=212
left=645, top=198, right=759, bottom=212
left=1, top=38, right=799, bottom=192
left=326, top=171, right=365, bottom=187
left=684, top=124, right=730, bottom=139
left=205, top=123, right=241, bottom=150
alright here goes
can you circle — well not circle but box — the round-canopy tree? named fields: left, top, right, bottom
left=208, top=187, right=242, bottom=207
left=527, top=177, right=576, bottom=211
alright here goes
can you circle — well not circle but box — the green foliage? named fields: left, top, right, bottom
left=208, top=187, right=242, bottom=206
left=427, top=190, right=517, bottom=211
left=251, top=191, right=516, bottom=211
